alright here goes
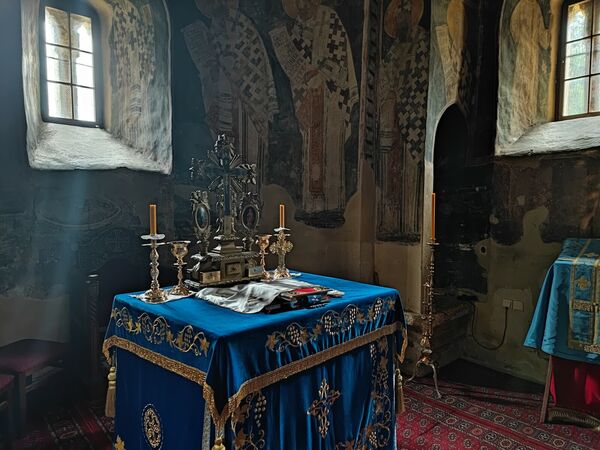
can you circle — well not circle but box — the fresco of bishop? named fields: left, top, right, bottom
left=270, top=0, right=358, bottom=215
left=182, top=0, right=278, bottom=190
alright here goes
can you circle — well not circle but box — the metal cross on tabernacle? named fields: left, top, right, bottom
left=189, top=134, right=256, bottom=217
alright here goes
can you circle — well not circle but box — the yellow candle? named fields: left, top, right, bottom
left=149, top=204, right=157, bottom=235
left=279, top=204, right=285, bottom=229
left=431, top=193, right=436, bottom=242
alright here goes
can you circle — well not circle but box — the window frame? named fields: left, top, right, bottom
left=39, top=0, right=103, bottom=128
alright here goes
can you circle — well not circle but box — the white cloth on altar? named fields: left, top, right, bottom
left=195, top=278, right=314, bottom=313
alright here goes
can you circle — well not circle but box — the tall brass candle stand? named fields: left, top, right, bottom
left=408, top=241, right=441, bottom=399
left=141, top=233, right=168, bottom=303
left=169, top=240, right=191, bottom=296
left=269, top=228, right=293, bottom=279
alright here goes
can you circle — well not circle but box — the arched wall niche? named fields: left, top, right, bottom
left=20, top=0, right=172, bottom=173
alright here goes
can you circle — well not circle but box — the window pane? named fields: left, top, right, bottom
left=46, top=57, right=71, bottom=83
left=45, top=44, right=71, bottom=84
left=73, top=86, right=96, bottom=122
left=567, top=0, right=592, bottom=42
left=47, top=82, right=73, bottom=119
left=70, top=14, right=93, bottom=52
left=563, top=77, right=589, bottom=116
left=565, top=39, right=591, bottom=78
left=72, top=51, right=94, bottom=87
left=45, top=7, right=69, bottom=46
left=592, top=36, right=600, bottom=73
left=594, top=0, right=600, bottom=34
left=590, top=75, right=600, bottom=111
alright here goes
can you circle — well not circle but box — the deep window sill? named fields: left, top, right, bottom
left=28, top=123, right=171, bottom=173
left=496, top=116, right=600, bottom=157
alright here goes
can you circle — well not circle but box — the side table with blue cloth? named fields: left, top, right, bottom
left=525, top=239, right=600, bottom=424
left=103, top=272, right=407, bottom=450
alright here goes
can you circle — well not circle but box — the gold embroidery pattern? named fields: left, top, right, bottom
left=231, top=391, right=266, bottom=450
left=573, top=301, right=596, bottom=313
left=335, top=337, right=392, bottom=449
left=114, top=435, right=126, bottom=450
left=576, top=276, right=592, bottom=291
left=308, top=378, right=341, bottom=439
left=143, top=404, right=162, bottom=449
left=583, top=344, right=600, bottom=354
left=111, top=307, right=211, bottom=357
left=104, top=321, right=404, bottom=436
left=266, top=297, right=396, bottom=352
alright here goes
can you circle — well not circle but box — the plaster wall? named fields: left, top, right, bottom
left=0, top=0, right=372, bottom=345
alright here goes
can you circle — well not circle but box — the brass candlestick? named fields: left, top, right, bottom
left=169, top=240, right=191, bottom=296
left=408, top=241, right=441, bottom=399
left=256, top=234, right=272, bottom=280
left=141, top=234, right=168, bottom=303
left=269, top=227, right=293, bottom=279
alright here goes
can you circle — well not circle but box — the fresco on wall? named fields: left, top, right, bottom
left=107, top=0, right=171, bottom=163
left=496, top=0, right=551, bottom=148
left=182, top=0, right=278, bottom=190
left=434, top=0, right=467, bottom=105
left=509, top=0, right=550, bottom=139
left=270, top=0, right=359, bottom=215
left=376, top=0, right=429, bottom=242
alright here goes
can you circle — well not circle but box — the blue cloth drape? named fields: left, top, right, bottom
left=524, top=239, right=600, bottom=364
left=105, top=272, right=406, bottom=449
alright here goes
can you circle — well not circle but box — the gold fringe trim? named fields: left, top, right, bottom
left=103, top=322, right=405, bottom=432
left=547, top=406, right=600, bottom=430
left=102, top=336, right=207, bottom=385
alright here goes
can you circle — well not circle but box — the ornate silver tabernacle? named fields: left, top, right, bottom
left=186, top=134, right=263, bottom=289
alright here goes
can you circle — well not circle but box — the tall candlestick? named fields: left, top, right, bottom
left=279, top=204, right=285, bottom=229
left=149, top=204, right=157, bottom=235
left=431, top=193, right=436, bottom=242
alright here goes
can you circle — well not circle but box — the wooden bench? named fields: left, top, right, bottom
left=0, top=373, right=15, bottom=449
left=0, top=339, right=67, bottom=434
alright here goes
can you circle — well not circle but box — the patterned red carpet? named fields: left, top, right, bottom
left=12, top=400, right=112, bottom=450
left=398, top=379, right=600, bottom=449
left=7, top=380, right=599, bottom=449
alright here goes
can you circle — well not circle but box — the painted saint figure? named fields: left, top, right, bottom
left=509, top=0, right=549, bottom=138
left=270, top=0, right=358, bottom=214
left=377, top=0, right=428, bottom=240
left=182, top=0, right=278, bottom=189
left=106, top=0, right=156, bottom=150
left=435, top=0, right=466, bottom=103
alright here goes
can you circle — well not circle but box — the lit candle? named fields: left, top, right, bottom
left=431, top=193, right=436, bottom=242
left=279, top=204, right=285, bottom=229
left=149, top=204, right=157, bottom=235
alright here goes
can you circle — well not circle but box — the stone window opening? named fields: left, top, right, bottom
left=21, top=0, right=172, bottom=173
left=40, top=1, right=102, bottom=128
left=558, top=0, right=600, bottom=119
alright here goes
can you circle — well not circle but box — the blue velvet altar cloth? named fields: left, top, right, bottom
left=525, top=239, right=600, bottom=364
left=104, top=272, right=406, bottom=450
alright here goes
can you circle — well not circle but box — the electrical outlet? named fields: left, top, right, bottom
left=512, top=300, right=524, bottom=311
left=502, top=299, right=512, bottom=308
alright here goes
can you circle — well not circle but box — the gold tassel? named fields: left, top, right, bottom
left=105, top=366, right=117, bottom=418
left=211, top=436, right=226, bottom=450
left=395, top=368, right=405, bottom=414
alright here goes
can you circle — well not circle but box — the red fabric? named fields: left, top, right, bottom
left=0, top=339, right=67, bottom=374
left=398, top=379, right=600, bottom=449
left=0, top=373, right=14, bottom=392
left=550, top=355, right=600, bottom=417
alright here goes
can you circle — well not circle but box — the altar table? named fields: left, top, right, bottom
left=103, top=272, right=407, bottom=450
left=524, top=239, right=600, bottom=424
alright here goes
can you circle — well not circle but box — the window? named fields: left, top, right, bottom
left=40, top=1, right=102, bottom=127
